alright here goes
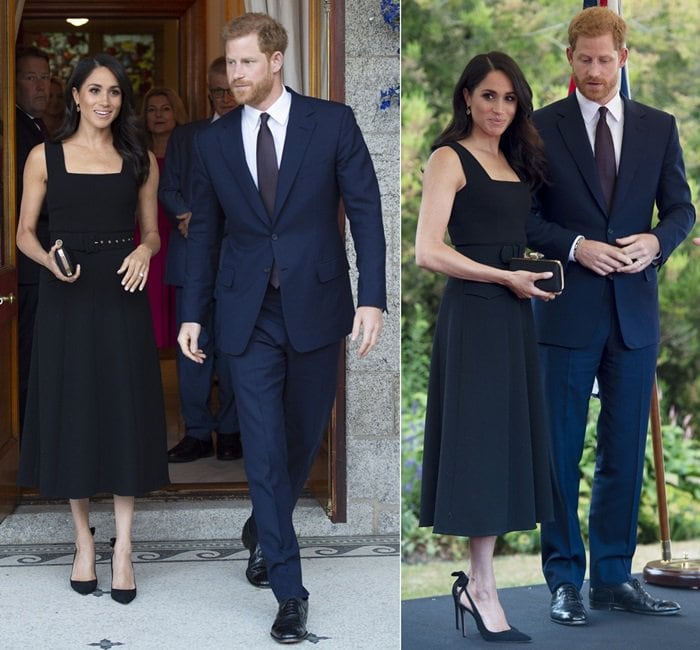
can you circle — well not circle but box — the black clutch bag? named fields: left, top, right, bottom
left=509, top=252, right=564, bottom=293
left=54, top=239, right=76, bottom=277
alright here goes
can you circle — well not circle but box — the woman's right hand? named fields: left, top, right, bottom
left=507, top=269, right=558, bottom=301
left=46, top=241, right=81, bottom=282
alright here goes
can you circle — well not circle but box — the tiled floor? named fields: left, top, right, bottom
left=0, top=535, right=400, bottom=649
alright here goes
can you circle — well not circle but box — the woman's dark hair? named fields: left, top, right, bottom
left=54, top=53, right=150, bottom=186
left=433, top=51, right=547, bottom=190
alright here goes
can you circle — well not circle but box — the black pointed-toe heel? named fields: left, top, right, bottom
left=451, top=571, right=531, bottom=643
left=70, top=526, right=97, bottom=595
left=109, top=537, right=137, bottom=604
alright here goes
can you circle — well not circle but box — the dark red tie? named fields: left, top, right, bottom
left=595, top=106, right=616, bottom=210
left=256, top=113, right=279, bottom=287
left=257, top=113, right=278, bottom=217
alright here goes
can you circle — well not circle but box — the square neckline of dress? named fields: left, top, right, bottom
left=451, top=141, right=523, bottom=185
left=56, top=141, right=124, bottom=176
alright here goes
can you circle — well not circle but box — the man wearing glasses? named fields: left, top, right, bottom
left=159, top=56, right=242, bottom=464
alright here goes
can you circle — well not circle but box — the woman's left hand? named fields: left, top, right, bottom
left=117, top=244, right=151, bottom=292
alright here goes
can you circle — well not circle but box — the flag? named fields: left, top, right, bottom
left=569, top=0, right=630, bottom=98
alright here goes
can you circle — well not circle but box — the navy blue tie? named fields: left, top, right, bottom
left=595, top=106, right=616, bottom=210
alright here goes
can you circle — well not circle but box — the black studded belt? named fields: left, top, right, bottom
left=50, top=231, right=135, bottom=252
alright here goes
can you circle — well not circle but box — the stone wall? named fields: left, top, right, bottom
left=343, top=0, right=401, bottom=537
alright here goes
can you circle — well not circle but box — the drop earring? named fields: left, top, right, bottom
left=76, top=104, right=80, bottom=112
left=466, top=105, right=471, bottom=116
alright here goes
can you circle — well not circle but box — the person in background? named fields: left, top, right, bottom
left=15, top=45, right=50, bottom=431
left=159, top=58, right=242, bottom=463
left=177, top=13, right=386, bottom=644
left=43, top=77, right=67, bottom=137
left=16, top=53, right=169, bottom=605
left=138, top=87, right=187, bottom=349
left=417, top=51, right=554, bottom=644
left=527, top=7, right=693, bottom=625
left=206, top=55, right=238, bottom=121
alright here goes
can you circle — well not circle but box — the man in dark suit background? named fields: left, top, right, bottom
left=159, top=56, right=241, bottom=463
left=177, top=13, right=386, bottom=644
left=15, top=45, right=50, bottom=431
left=527, top=7, right=694, bottom=626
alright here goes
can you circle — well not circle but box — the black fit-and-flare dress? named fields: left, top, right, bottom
left=419, top=143, right=554, bottom=537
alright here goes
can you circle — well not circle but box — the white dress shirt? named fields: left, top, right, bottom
left=241, top=89, right=292, bottom=188
left=575, top=88, right=624, bottom=171
left=569, top=89, right=625, bottom=261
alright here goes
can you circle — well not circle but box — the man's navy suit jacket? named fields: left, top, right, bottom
left=158, top=118, right=220, bottom=288
left=182, top=89, right=386, bottom=356
left=527, top=93, right=695, bottom=350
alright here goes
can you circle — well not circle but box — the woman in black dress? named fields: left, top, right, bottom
left=416, top=52, right=554, bottom=642
left=17, top=54, right=169, bottom=604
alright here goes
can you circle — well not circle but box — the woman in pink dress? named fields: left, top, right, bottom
left=138, top=87, right=188, bottom=348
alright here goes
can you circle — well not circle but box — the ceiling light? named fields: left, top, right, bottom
left=66, top=18, right=89, bottom=27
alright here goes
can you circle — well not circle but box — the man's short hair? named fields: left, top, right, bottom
left=568, top=7, right=627, bottom=51
left=208, top=56, right=227, bottom=81
left=16, top=44, right=50, bottom=74
left=221, top=12, right=288, bottom=57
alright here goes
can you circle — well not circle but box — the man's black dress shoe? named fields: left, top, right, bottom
left=589, top=578, right=681, bottom=615
left=241, top=518, right=270, bottom=588
left=216, top=432, right=242, bottom=460
left=271, top=597, right=309, bottom=644
left=167, top=436, right=214, bottom=463
left=550, top=584, right=588, bottom=625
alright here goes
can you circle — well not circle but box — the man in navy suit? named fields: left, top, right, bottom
left=178, top=13, right=386, bottom=643
left=15, top=45, right=50, bottom=431
left=159, top=56, right=241, bottom=463
left=528, top=7, right=694, bottom=626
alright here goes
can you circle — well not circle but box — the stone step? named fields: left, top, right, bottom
left=0, top=497, right=343, bottom=545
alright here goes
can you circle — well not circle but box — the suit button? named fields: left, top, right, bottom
left=271, top=234, right=278, bottom=240
left=264, top=267, right=271, bottom=273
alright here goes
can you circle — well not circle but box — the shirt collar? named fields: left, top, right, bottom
left=242, top=87, right=292, bottom=130
left=17, top=105, right=40, bottom=120
left=575, top=88, right=623, bottom=125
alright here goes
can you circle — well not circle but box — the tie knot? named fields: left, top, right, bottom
left=260, top=112, right=270, bottom=126
left=598, top=106, right=608, bottom=119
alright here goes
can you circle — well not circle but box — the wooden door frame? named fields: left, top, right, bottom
left=22, top=0, right=208, bottom=120
left=0, top=0, right=20, bottom=522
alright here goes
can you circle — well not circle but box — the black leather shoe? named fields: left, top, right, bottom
left=167, top=436, right=214, bottom=463
left=589, top=578, right=681, bottom=615
left=241, top=518, right=270, bottom=588
left=550, top=584, right=588, bottom=625
left=271, top=597, right=309, bottom=644
left=216, top=432, right=242, bottom=460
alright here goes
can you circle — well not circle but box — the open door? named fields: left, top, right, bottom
left=0, top=1, right=21, bottom=522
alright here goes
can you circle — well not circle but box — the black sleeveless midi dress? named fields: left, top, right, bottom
left=18, top=142, right=169, bottom=498
left=419, top=143, right=553, bottom=537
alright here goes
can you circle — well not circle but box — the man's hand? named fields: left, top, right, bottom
left=616, top=233, right=661, bottom=273
left=351, top=306, right=383, bottom=359
left=177, top=322, right=206, bottom=363
left=177, top=211, right=192, bottom=238
left=574, top=239, right=634, bottom=276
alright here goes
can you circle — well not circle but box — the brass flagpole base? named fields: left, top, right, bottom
left=643, top=555, right=700, bottom=589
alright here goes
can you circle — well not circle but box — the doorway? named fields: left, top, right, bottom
left=3, top=0, right=348, bottom=522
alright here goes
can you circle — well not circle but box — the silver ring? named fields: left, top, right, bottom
left=138, top=272, right=144, bottom=277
